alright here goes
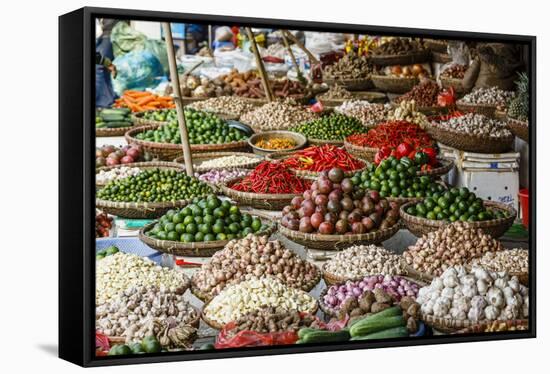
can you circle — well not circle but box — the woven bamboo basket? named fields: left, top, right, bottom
left=95, top=161, right=183, bottom=188
left=456, top=101, right=498, bottom=117
left=399, top=200, right=516, bottom=238
left=431, top=51, right=452, bottom=64
left=369, top=50, right=431, bottom=66
left=421, top=314, right=478, bottom=333
left=131, top=109, right=173, bottom=127
left=417, top=158, right=454, bottom=177
left=138, top=213, right=277, bottom=257
left=95, top=198, right=193, bottom=220
left=307, top=137, right=345, bottom=147
left=440, top=76, right=466, bottom=95
left=371, top=75, right=419, bottom=94
left=453, top=319, right=529, bottom=334
left=318, top=91, right=388, bottom=107
left=391, top=101, right=448, bottom=116
left=173, top=151, right=263, bottom=172
left=343, top=140, right=378, bottom=162
left=507, top=118, right=529, bottom=142
left=278, top=220, right=400, bottom=250
left=425, top=122, right=514, bottom=154
left=191, top=270, right=321, bottom=303
left=248, top=131, right=307, bottom=156
left=323, top=77, right=374, bottom=91
left=265, top=151, right=368, bottom=178
left=96, top=125, right=134, bottom=137
left=220, top=177, right=304, bottom=211
left=125, top=125, right=250, bottom=161
left=423, top=39, right=448, bottom=53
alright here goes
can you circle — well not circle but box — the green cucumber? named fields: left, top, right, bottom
left=350, top=326, right=409, bottom=341
left=350, top=315, right=405, bottom=338
left=96, top=122, right=106, bottom=128
left=348, top=306, right=402, bottom=328
left=300, top=329, right=350, bottom=344
left=106, top=121, right=133, bottom=128
left=101, top=108, right=131, bottom=116
left=100, top=113, right=127, bottom=122
left=297, top=327, right=318, bottom=339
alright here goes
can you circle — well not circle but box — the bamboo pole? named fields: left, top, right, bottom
left=283, top=30, right=319, bottom=64
left=207, top=25, right=214, bottom=58
left=281, top=31, right=303, bottom=81
left=246, top=27, right=274, bottom=102
left=162, top=22, right=194, bottom=176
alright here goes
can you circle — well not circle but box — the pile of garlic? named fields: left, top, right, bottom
left=416, top=266, right=529, bottom=322
left=203, top=276, right=317, bottom=325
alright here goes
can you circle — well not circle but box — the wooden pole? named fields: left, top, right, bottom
left=283, top=30, right=319, bottom=64
left=281, top=31, right=303, bottom=81
left=246, top=27, right=274, bottom=102
left=162, top=22, right=194, bottom=176
left=207, top=25, right=214, bottom=58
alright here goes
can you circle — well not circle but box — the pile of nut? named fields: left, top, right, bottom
left=440, top=64, right=467, bottom=79
left=318, top=84, right=354, bottom=100
left=483, top=321, right=528, bottom=332
left=96, top=166, right=141, bottom=185
left=165, top=75, right=234, bottom=98
left=96, top=252, right=190, bottom=305
left=240, top=99, right=318, bottom=130
left=335, top=101, right=392, bottom=128
left=388, top=100, right=428, bottom=127
left=203, top=276, right=317, bottom=325
left=460, top=87, right=516, bottom=109
left=192, top=235, right=319, bottom=298
left=187, top=96, right=258, bottom=117
left=322, top=245, right=404, bottom=280
left=96, top=285, right=198, bottom=344
left=469, top=248, right=528, bottom=274
left=324, top=54, right=373, bottom=79
left=435, top=113, right=512, bottom=138
left=371, top=38, right=426, bottom=56
left=403, top=222, right=503, bottom=276
left=226, top=307, right=323, bottom=337
left=395, top=80, right=441, bottom=107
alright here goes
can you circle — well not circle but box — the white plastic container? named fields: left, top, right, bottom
left=439, top=144, right=520, bottom=211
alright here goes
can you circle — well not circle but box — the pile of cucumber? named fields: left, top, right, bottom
left=96, top=108, right=133, bottom=129
left=296, top=307, right=409, bottom=344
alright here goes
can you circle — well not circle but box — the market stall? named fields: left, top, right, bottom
left=94, top=21, right=530, bottom=356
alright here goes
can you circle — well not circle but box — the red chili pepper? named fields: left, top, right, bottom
left=282, top=145, right=363, bottom=172
left=231, top=161, right=311, bottom=194
left=175, top=259, right=202, bottom=267
left=396, top=142, right=414, bottom=158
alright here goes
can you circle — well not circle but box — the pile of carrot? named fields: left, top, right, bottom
left=113, top=90, right=175, bottom=112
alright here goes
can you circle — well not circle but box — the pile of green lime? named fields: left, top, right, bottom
left=350, top=156, right=444, bottom=198
left=141, top=109, right=177, bottom=122
left=146, top=195, right=268, bottom=243
left=96, top=245, right=119, bottom=260
left=108, top=336, right=162, bottom=356
left=290, top=113, right=366, bottom=141
left=404, top=187, right=509, bottom=222
left=135, top=108, right=247, bottom=145
left=97, top=168, right=212, bottom=203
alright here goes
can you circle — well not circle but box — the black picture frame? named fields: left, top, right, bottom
left=59, top=6, right=536, bottom=367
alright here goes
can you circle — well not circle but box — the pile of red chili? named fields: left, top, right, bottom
left=346, top=120, right=433, bottom=149
left=231, top=161, right=311, bottom=194
left=283, top=145, right=364, bottom=172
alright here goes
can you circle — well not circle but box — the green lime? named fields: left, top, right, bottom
left=181, top=233, right=195, bottom=242
left=251, top=218, right=262, bottom=232
left=167, top=231, right=179, bottom=241
left=204, top=233, right=216, bottom=241
left=216, top=232, right=227, bottom=240
left=194, top=232, right=205, bottom=242
left=172, top=212, right=184, bottom=224
left=186, top=223, right=198, bottom=235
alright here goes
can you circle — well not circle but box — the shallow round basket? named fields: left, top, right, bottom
left=220, top=177, right=304, bottom=211
left=265, top=152, right=368, bottom=178
left=138, top=213, right=277, bottom=257
left=456, top=101, right=498, bottom=117
left=95, top=161, right=183, bottom=188
left=507, top=117, right=529, bottom=142
left=371, top=75, right=419, bottom=94
left=173, top=151, right=264, bottom=172
left=417, top=158, right=454, bottom=177
left=431, top=51, right=451, bottom=64
left=453, top=319, right=529, bottom=334
left=96, top=125, right=134, bottom=137
left=248, top=131, right=307, bottom=156
left=343, top=140, right=378, bottom=162
left=323, top=77, right=374, bottom=91
left=399, top=200, right=516, bottom=238
left=306, top=137, right=345, bottom=147
left=391, top=101, right=448, bottom=116
left=421, top=314, right=478, bottom=333
left=425, top=122, right=514, bottom=154
left=440, top=76, right=466, bottom=95
left=96, top=197, right=193, bottom=219
left=369, top=50, right=431, bottom=66
left=318, top=91, right=388, bottom=107
left=424, top=39, right=448, bottom=53
left=278, top=220, right=400, bottom=250
left=125, top=125, right=250, bottom=161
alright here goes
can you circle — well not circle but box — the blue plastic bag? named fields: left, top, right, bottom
left=112, top=50, right=164, bottom=95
